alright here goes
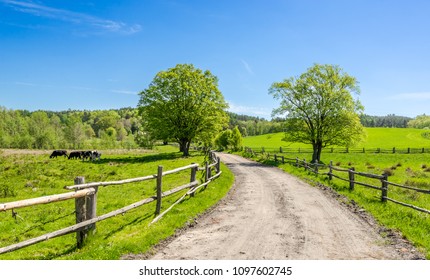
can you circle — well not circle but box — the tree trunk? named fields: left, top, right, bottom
left=312, top=142, right=323, bottom=163
left=178, top=139, right=191, bottom=156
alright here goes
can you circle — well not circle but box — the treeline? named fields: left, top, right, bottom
left=360, top=114, right=412, bottom=128
left=0, top=107, right=143, bottom=150
left=227, top=112, right=284, bottom=136
left=1, top=106, right=428, bottom=151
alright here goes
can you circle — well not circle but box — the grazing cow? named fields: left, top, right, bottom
left=81, top=150, right=101, bottom=161
left=91, top=150, right=101, bottom=161
left=68, top=151, right=82, bottom=159
left=82, top=151, right=93, bottom=161
left=50, top=150, right=68, bottom=158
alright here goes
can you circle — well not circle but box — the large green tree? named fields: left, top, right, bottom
left=138, top=64, right=229, bottom=156
left=270, top=64, right=365, bottom=163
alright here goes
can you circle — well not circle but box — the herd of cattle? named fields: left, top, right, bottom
left=49, top=150, right=102, bottom=161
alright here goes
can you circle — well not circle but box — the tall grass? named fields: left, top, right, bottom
left=0, top=148, right=234, bottom=259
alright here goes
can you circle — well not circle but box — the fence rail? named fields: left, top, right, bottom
left=0, top=152, right=222, bottom=255
left=245, top=147, right=430, bottom=215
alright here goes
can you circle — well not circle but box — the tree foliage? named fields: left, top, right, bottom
left=0, top=106, right=142, bottom=150
left=407, top=114, right=430, bottom=129
left=227, top=112, right=284, bottom=136
left=270, top=64, right=365, bottom=162
left=138, top=64, right=229, bottom=156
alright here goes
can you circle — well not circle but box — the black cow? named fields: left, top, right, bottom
left=82, top=151, right=93, bottom=161
left=50, top=150, right=68, bottom=158
left=68, top=151, right=82, bottom=159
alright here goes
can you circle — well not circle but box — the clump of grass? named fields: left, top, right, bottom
left=383, top=168, right=394, bottom=176
left=0, top=183, right=16, bottom=198
left=396, top=162, right=402, bottom=167
left=335, top=162, right=341, bottom=166
left=422, top=164, right=427, bottom=169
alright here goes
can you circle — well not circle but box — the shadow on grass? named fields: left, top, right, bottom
left=103, top=212, right=154, bottom=240
left=85, top=152, right=192, bottom=165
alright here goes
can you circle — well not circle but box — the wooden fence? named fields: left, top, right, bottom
left=246, top=146, right=430, bottom=154
left=0, top=152, right=222, bottom=255
left=245, top=147, right=430, bottom=215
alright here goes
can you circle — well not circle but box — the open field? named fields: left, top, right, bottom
left=242, top=128, right=430, bottom=258
left=0, top=147, right=234, bottom=259
left=244, top=128, right=430, bottom=151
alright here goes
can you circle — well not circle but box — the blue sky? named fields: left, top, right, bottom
left=0, top=0, right=429, bottom=119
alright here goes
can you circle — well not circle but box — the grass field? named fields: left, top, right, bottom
left=0, top=146, right=234, bottom=260
left=242, top=128, right=430, bottom=259
left=244, top=128, right=430, bottom=151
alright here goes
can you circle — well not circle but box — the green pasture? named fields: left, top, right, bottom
left=244, top=128, right=430, bottom=151
left=244, top=133, right=430, bottom=259
left=0, top=147, right=234, bottom=259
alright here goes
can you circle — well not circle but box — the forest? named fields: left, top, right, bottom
left=0, top=106, right=426, bottom=150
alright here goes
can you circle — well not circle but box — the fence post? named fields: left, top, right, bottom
left=207, top=162, right=212, bottom=180
left=314, top=160, right=319, bottom=173
left=303, top=159, right=307, bottom=171
left=216, top=156, right=221, bottom=173
left=381, top=173, right=388, bottom=202
left=74, top=176, right=87, bottom=249
left=281, top=156, right=285, bottom=164
left=190, top=163, right=197, bottom=197
left=274, top=154, right=278, bottom=162
left=86, top=186, right=98, bottom=233
left=348, top=167, right=355, bottom=191
left=296, top=157, right=299, bottom=167
left=328, top=161, right=333, bottom=180
left=393, top=147, right=396, bottom=154
left=407, top=147, right=410, bottom=154
left=155, top=166, right=163, bottom=216
left=280, top=147, right=283, bottom=153
left=205, top=161, right=209, bottom=182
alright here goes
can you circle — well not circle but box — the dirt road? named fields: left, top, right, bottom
left=150, top=153, right=419, bottom=260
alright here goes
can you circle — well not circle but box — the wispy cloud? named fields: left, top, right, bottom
left=15, top=81, right=54, bottom=87
left=1, top=0, right=141, bottom=35
left=228, top=101, right=271, bottom=119
left=240, top=59, right=254, bottom=75
left=389, top=92, right=430, bottom=101
left=111, top=89, right=138, bottom=95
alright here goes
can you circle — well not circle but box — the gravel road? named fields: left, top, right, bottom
left=149, top=153, right=420, bottom=260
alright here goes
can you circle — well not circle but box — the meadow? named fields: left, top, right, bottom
left=0, top=146, right=234, bottom=260
left=242, top=127, right=430, bottom=259
left=244, top=127, right=430, bottom=151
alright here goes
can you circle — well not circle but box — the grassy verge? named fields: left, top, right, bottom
left=0, top=147, right=234, bottom=259
left=241, top=151, right=430, bottom=259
